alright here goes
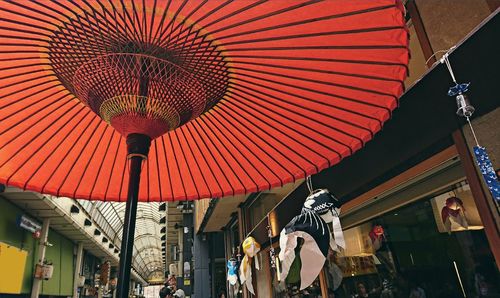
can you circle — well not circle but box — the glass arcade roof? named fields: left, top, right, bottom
left=78, top=200, right=165, bottom=280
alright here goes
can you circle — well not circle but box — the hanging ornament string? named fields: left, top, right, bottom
left=442, top=52, right=457, bottom=84
left=440, top=51, right=480, bottom=147
left=465, top=117, right=480, bottom=147
left=267, top=215, right=276, bottom=269
left=306, top=175, right=314, bottom=194
left=267, top=213, right=283, bottom=282
left=440, top=49, right=500, bottom=202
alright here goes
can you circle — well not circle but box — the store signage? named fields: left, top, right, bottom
left=16, top=215, right=41, bottom=234
left=474, top=146, right=500, bottom=201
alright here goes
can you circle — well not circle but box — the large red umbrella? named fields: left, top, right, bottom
left=0, top=0, right=408, bottom=295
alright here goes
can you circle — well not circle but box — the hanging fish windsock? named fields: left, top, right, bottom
left=441, top=196, right=468, bottom=232
left=303, top=189, right=345, bottom=251
left=279, top=211, right=330, bottom=290
left=369, top=225, right=385, bottom=251
left=227, top=258, right=239, bottom=286
left=239, top=236, right=261, bottom=295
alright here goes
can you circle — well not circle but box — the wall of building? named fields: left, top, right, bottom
left=37, top=230, right=75, bottom=296
left=416, top=0, right=491, bottom=52
left=194, top=199, right=211, bottom=233
left=0, top=196, right=75, bottom=296
left=0, top=196, right=37, bottom=294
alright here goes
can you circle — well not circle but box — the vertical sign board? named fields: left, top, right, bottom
left=0, top=242, right=28, bottom=294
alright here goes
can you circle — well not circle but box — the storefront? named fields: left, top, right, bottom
left=232, top=143, right=498, bottom=297
left=225, top=9, right=500, bottom=295
left=325, top=163, right=498, bottom=297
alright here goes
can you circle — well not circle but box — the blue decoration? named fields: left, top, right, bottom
left=227, top=259, right=238, bottom=275
left=473, top=146, right=500, bottom=201
left=448, top=82, right=470, bottom=96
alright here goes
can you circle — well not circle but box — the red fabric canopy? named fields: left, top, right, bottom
left=0, top=0, right=409, bottom=201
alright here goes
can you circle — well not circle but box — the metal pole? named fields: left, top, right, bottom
left=31, top=218, right=50, bottom=298
left=116, top=134, right=151, bottom=298
left=73, top=242, right=84, bottom=298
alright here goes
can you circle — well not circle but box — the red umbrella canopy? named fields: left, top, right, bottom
left=0, top=0, right=409, bottom=202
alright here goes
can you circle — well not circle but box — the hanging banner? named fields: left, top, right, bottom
left=473, top=146, right=500, bottom=201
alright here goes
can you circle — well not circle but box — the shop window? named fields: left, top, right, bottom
left=325, top=179, right=499, bottom=297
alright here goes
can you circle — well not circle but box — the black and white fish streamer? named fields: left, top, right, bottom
left=279, top=211, right=329, bottom=290
left=279, top=183, right=345, bottom=290
left=302, top=189, right=345, bottom=251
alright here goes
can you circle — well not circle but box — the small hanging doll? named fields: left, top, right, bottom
left=239, top=236, right=261, bottom=295
left=441, top=196, right=468, bottom=233
left=227, top=257, right=240, bottom=295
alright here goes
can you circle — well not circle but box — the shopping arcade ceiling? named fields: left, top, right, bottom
left=78, top=200, right=176, bottom=280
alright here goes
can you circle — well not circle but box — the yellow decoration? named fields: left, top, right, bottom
left=0, top=242, right=28, bottom=294
left=240, top=237, right=261, bottom=295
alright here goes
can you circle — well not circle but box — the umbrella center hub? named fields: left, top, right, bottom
left=48, top=20, right=229, bottom=139
left=71, top=53, right=206, bottom=139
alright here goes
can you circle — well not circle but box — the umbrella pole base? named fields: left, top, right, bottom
left=117, top=134, right=151, bottom=298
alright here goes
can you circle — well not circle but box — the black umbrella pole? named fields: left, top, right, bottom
left=117, top=134, right=151, bottom=298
